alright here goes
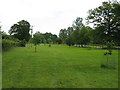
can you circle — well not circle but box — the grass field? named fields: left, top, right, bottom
left=2, top=44, right=118, bottom=88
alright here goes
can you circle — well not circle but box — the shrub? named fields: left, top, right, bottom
left=18, top=39, right=26, bottom=47
left=2, top=39, right=19, bottom=51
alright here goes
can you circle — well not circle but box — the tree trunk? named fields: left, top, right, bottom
left=35, top=45, right=36, bottom=53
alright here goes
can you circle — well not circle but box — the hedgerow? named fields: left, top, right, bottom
left=2, top=39, right=19, bottom=51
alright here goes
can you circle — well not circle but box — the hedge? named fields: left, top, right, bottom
left=2, top=39, right=19, bottom=51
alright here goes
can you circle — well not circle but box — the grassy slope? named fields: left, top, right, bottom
left=2, top=44, right=118, bottom=88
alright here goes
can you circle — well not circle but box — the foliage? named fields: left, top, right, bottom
left=72, top=17, right=84, bottom=30
left=72, top=17, right=84, bottom=46
left=58, top=17, right=92, bottom=47
left=47, top=38, right=52, bottom=47
left=56, top=38, right=62, bottom=44
left=19, top=39, right=26, bottom=47
left=2, top=39, right=19, bottom=51
left=42, top=32, right=57, bottom=44
left=78, top=26, right=90, bottom=45
left=106, top=41, right=114, bottom=54
left=101, top=41, right=116, bottom=69
left=65, top=27, right=74, bottom=46
left=92, top=26, right=106, bottom=45
left=9, top=20, right=31, bottom=42
left=32, top=32, right=44, bottom=46
left=32, top=32, right=44, bottom=52
left=87, top=0, right=120, bottom=45
left=65, top=37, right=74, bottom=46
left=59, top=29, right=67, bottom=44
left=47, top=38, right=52, bottom=44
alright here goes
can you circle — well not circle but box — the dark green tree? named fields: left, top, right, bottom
left=42, top=32, right=57, bottom=44
left=56, top=38, right=62, bottom=44
left=79, top=26, right=91, bottom=46
left=112, top=1, right=120, bottom=45
left=87, top=0, right=120, bottom=45
left=92, top=26, right=106, bottom=45
left=59, top=29, right=67, bottom=44
left=66, top=27, right=74, bottom=46
left=72, top=28, right=80, bottom=46
left=72, top=17, right=84, bottom=30
left=72, top=17, right=84, bottom=46
left=9, top=20, right=31, bottom=42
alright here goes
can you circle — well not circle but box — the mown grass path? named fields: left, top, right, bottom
left=3, top=44, right=118, bottom=88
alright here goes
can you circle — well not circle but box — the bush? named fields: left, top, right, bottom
left=2, top=39, right=19, bottom=51
left=18, top=39, right=26, bottom=47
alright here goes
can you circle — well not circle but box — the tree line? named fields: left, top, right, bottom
left=1, top=0, right=120, bottom=51
left=59, top=0, right=120, bottom=47
left=59, top=18, right=92, bottom=47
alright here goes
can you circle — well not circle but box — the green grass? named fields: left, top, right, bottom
left=0, top=52, right=2, bottom=89
left=2, top=44, right=118, bottom=88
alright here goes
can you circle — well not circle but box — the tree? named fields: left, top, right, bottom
left=66, top=27, right=74, bottom=46
left=72, top=17, right=84, bottom=30
left=56, top=38, right=62, bottom=44
left=67, top=27, right=74, bottom=36
left=66, top=37, right=74, bottom=46
left=79, top=26, right=91, bottom=46
left=101, top=41, right=116, bottom=69
left=42, top=32, right=57, bottom=44
left=51, top=34, right=57, bottom=44
left=92, top=26, right=106, bottom=45
left=9, top=20, right=31, bottom=42
left=85, top=26, right=94, bottom=44
left=112, top=1, right=120, bottom=45
left=72, top=17, right=84, bottom=46
left=72, top=26, right=91, bottom=47
left=47, top=38, right=52, bottom=47
left=87, top=0, right=120, bottom=45
left=32, top=32, right=44, bottom=52
left=59, top=29, right=67, bottom=44
left=72, top=28, right=80, bottom=45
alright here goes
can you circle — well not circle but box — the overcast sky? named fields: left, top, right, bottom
left=0, top=0, right=116, bottom=35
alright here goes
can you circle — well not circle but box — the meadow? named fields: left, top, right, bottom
left=2, top=44, right=118, bottom=88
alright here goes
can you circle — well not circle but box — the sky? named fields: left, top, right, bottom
left=0, top=0, right=115, bottom=35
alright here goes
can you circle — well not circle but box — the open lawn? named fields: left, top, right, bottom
left=2, top=44, right=118, bottom=88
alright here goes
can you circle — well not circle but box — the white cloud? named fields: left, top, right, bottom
left=0, top=0, right=118, bottom=35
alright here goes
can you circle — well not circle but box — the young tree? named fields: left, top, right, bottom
left=101, top=41, right=115, bottom=69
left=32, top=32, right=44, bottom=52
